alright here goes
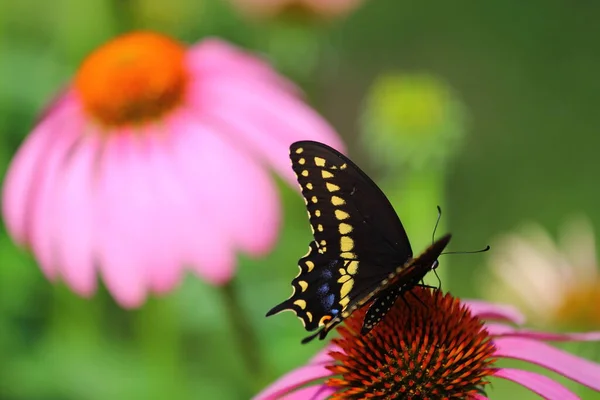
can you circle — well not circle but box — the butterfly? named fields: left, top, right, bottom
left=266, top=140, right=451, bottom=344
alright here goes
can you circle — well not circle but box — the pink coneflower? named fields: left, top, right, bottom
left=1, top=31, right=343, bottom=308
left=255, top=288, right=600, bottom=399
left=227, top=0, right=364, bottom=20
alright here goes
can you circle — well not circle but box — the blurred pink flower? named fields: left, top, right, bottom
left=227, top=0, right=364, bottom=20
left=2, top=31, right=343, bottom=308
left=255, top=288, right=600, bottom=399
left=484, top=217, right=600, bottom=329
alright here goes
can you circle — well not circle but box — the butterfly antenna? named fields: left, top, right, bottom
left=432, top=205, right=442, bottom=245
left=442, top=245, right=491, bottom=256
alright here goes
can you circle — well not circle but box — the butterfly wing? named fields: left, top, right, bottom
left=288, top=140, right=412, bottom=265
left=361, top=234, right=452, bottom=334
left=267, top=141, right=413, bottom=341
left=266, top=241, right=349, bottom=331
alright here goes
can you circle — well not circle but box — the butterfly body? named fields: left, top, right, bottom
left=266, top=141, right=450, bottom=343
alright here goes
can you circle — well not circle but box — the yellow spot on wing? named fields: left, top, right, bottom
left=314, top=157, right=326, bottom=167
left=317, top=224, right=324, bottom=232
left=306, top=312, right=313, bottom=322
left=315, top=210, right=322, bottom=217
left=298, top=158, right=306, bottom=165
left=326, top=182, right=340, bottom=192
left=338, top=268, right=347, bottom=276
left=311, top=196, right=318, bottom=203
left=320, top=240, right=327, bottom=247
left=322, top=170, right=334, bottom=179
left=294, top=299, right=307, bottom=309
left=347, top=261, right=359, bottom=275
left=338, top=275, right=351, bottom=283
left=306, top=183, right=313, bottom=190
left=335, top=210, right=350, bottom=220
left=331, top=196, right=345, bottom=206
left=339, top=297, right=350, bottom=307
left=341, top=236, right=354, bottom=252
left=301, top=170, right=309, bottom=177
left=339, top=223, right=352, bottom=234
left=341, top=251, right=356, bottom=259
left=341, top=280, right=354, bottom=298
left=340, top=163, right=347, bottom=170
left=295, top=147, right=304, bottom=154
left=305, top=260, right=315, bottom=272
left=298, top=281, right=308, bottom=292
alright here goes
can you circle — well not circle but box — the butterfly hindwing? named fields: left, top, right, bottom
left=266, top=241, right=349, bottom=330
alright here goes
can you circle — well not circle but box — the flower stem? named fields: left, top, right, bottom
left=221, top=279, right=264, bottom=382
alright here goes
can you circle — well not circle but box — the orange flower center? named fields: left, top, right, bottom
left=555, top=279, right=600, bottom=329
left=327, top=288, right=496, bottom=399
left=75, top=31, right=188, bottom=127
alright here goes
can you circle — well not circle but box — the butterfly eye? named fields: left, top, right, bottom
left=431, top=260, right=440, bottom=270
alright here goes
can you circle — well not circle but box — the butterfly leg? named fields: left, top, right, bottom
left=409, top=289, right=428, bottom=308
left=416, top=283, right=437, bottom=290
left=400, top=292, right=412, bottom=311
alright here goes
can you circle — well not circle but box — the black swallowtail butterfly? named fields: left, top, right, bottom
left=266, top=140, right=451, bottom=344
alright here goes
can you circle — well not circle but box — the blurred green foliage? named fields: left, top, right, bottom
left=1, top=0, right=599, bottom=399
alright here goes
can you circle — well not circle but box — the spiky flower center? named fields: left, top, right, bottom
left=327, top=288, right=496, bottom=399
left=75, top=31, right=188, bottom=127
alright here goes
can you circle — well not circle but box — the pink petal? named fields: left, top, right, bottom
left=464, top=300, right=526, bottom=324
left=186, top=38, right=298, bottom=95
left=93, top=133, right=152, bottom=307
left=2, top=92, right=79, bottom=245
left=487, top=323, right=600, bottom=342
left=282, top=384, right=336, bottom=400
left=309, top=344, right=339, bottom=364
left=188, top=77, right=345, bottom=188
left=470, top=395, right=488, bottom=400
left=493, top=368, right=580, bottom=399
left=126, top=132, right=194, bottom=293
left=494, top=337, right=600, bottom=391
left=252, top=363, right=333, bottom=400
left=49, top=131, right=99, bottom=296
left=2, top=117, right=54, bottom=244
left=25, top=105, right=83, bottom=278
left=188, top=114, right=281, bottom=256
left=168, top=114, right=244, bottom=284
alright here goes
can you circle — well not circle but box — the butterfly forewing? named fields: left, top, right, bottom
left=289, top=141, right=412, bottom=265
left=266, top=140, right=445, bottom=343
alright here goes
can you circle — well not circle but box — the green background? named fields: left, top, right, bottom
left=1, top=0, right=599, bottom=399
